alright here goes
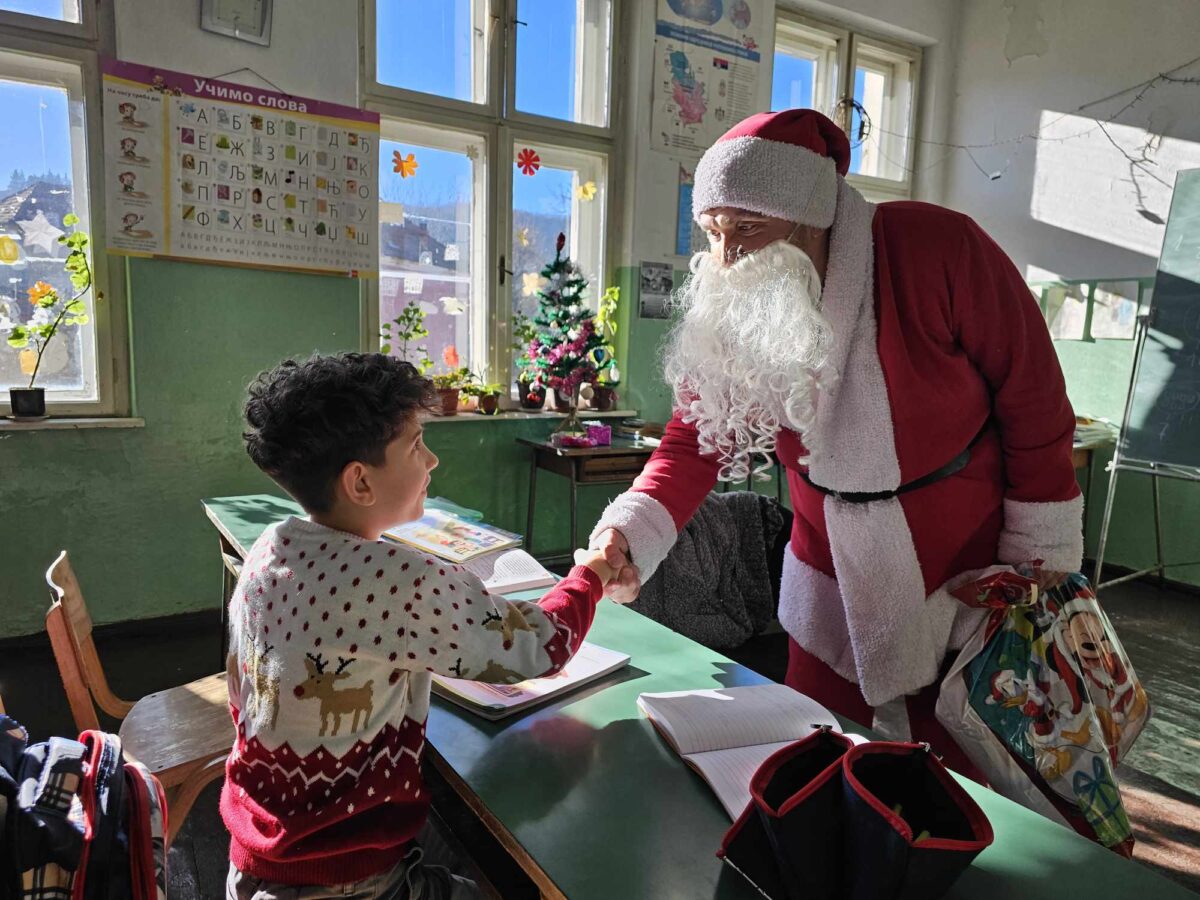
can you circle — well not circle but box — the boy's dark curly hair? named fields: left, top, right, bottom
left=243, top=353, right=436, bottom=513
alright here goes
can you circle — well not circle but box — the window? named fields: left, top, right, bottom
left=771, top=13, right=921, bottom=199
left=366, top=0, right=615, bottom=387
left=0, top=6, right=118, bottom=415
left=0, top=1, right=80, bottom=25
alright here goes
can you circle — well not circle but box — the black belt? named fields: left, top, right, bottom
left=799, top=419, right=992, bottom=504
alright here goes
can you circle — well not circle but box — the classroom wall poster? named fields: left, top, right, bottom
left=676, top=163, right=707, bottom=257
left=102, top=59, right=379, bottom=277
left=640, top=261, right=674, bottom=319
left=651, top=0, right=767, bottom=156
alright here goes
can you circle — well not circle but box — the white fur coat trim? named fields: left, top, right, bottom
left=779, top=546, right=993, bottom=708
left=589, top=490, right=678, bottom=583
left=998, top=496, right=1085, bottom=573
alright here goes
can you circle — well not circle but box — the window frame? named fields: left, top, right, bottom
left=0, top=7, right=128, bottom=418
left=771, top=10, right=922, bottom=201
left=361, top=0, right=620, bottom=389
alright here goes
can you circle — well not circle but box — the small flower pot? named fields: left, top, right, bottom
left=478, top=394, right=500, bottom=415
left=9, top=387, right=46, bottom=420
left=436, top=387, right=460, bottom=416
left=590, top=385, right=617, bottom=412
left=553, top=389, right=573, bottom=413
left=518, top=381, right=545, bottom=410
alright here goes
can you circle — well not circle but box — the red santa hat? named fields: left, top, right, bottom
left=691, top=108, right=851, bottom=229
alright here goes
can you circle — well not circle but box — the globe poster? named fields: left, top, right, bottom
left=651, top=0, right=767, bottom=156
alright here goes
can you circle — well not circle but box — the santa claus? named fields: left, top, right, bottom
left=591, top=108, right=1083, bottom=777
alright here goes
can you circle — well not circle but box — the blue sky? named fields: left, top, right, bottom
left=0, top=0, right=76, bottom=21
left=376, top=0, right=577, bottom=214
left=0, top=78, right=74, bottom=188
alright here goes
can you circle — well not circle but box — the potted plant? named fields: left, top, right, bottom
left=463, top=381, right=506, bottom=415
left=589, top=285, right=621, bottom=412
left=431, top=345, right=471, bottom=415
left=517, top=371, right=546, bottom=410
left=3, top=213, right=97, bottom=420
left=380, top=299, right=432, bottom=373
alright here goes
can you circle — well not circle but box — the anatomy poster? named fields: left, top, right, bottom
left=103, top=59, right=379, bottom=277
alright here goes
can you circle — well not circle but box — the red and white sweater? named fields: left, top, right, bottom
left=220, top=516, right=602, bottom=885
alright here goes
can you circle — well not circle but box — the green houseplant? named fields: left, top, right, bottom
left=3, top=213, right=96, bottom=420
left=380, top=299, right=433, bottom=373
left=512, top=310, right=544, bottom=410
left=463, top=380, right=504, bottom=415
left=430, top=345, right=471, bottom=415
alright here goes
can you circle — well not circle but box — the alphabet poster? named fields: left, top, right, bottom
left=102, top=59, right=379, bottom=277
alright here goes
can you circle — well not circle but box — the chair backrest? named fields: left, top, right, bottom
left=45, top=551, right=134, bottom=731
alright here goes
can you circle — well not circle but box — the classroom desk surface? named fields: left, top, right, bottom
left=202, top=495, right=1193, bottom=900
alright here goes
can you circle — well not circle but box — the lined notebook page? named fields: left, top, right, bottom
left=688, top=742, right=795, bottom=819
left=638, top=684, right=838, bottom=755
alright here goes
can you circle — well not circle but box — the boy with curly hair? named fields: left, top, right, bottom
left=222, top=353, right=613, bottom=899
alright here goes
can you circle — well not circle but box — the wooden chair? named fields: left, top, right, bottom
left=45, top=550, right=230, bottom=846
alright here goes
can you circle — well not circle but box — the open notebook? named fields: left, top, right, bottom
left=639, top=684, right=864, bottom=819
left=432, top=642, right=630, bottom=720
left=460, top=548, right=556, bottom=594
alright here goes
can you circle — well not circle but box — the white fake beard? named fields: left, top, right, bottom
left=663, top=241, right=834, bottom=482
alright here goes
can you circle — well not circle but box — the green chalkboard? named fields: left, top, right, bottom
left=1121, top=168, right=1200, bottom=467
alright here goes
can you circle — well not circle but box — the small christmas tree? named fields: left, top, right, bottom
left=526, top=234, right=608, bottom=425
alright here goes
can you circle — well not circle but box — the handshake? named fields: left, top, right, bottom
left=572, top=528, right=641, bottom=603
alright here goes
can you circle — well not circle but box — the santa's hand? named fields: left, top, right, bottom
left=593, top=528, right=641, bottom=604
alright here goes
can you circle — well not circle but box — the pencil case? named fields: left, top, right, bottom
left=719, top=725, right=853, bottom=900
left=840, top=741, right=994, bottom=900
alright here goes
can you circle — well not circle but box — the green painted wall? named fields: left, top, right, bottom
left=6, top=261, right=1191, bottom=641
left=0, top=258, right=626, bottom=639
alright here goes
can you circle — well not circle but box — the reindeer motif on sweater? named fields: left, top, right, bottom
left=293, top=653, right=374, bottom=737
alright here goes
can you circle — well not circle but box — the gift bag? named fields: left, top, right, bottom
left=936, top=566, right=1150, bottom=854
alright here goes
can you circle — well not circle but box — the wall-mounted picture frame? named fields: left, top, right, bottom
left=200, top=0, right=272, bottom=47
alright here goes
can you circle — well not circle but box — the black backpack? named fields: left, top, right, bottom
left=0, top=716, right=167, bottom=900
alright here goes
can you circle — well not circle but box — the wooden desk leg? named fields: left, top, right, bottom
left=526, top=452, right=539, bottom=556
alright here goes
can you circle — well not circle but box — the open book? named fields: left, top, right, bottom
left=639, top=684, right=863, bottom=819
left=432, top=642, right=630, bottom=720
left=385, top=510, right=521, bottom=563
left=460, top=548, right=556, bottom=594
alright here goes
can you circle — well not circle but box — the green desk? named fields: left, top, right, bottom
left=202, top=495, right=1193, bottom=900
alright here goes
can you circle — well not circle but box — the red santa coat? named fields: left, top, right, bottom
left=594, top=188, right=1083, bottom=710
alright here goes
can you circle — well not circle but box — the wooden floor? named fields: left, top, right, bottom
left=2, top=576, right=1197, bottom=896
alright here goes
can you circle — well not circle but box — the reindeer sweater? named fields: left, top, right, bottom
left=220, top=515, right=603, bottom=885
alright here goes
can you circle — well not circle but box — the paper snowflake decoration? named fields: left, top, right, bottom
left=516, top=148, right=541, bottom=176
left=575, top=181, right=597, bottom=201
left=517, top=227, right=531, bottom=247
left=465, top=145, right=479, bottom=161
left=17, top=211, right=64, bottom=255
left=393, top=151, right=419, bottom=178
left=440, top=296, right=465, bottom=315
left=522, top=272, right=544, bottom=297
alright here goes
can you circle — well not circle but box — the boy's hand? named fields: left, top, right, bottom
left=574, top=547, right=616, bottom=586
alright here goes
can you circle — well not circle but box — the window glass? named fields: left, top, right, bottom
left=0, top=53, right=96, bottom=399
left=0, top=0, right=79, bottom=23
left=378, top=126, right=482, bottom=375
left=514, top=0, right=611, bottom=126
left=375, top=0, right=486, bottom=104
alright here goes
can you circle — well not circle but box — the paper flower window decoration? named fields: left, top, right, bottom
left=393, top=151, right=419, bottom=178
left=516, top=148, right=541, bottom=176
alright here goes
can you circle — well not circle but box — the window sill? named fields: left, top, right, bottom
left=425, top=408, right=638, bottom=425
left=0, top=416, right=146, bottom=432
